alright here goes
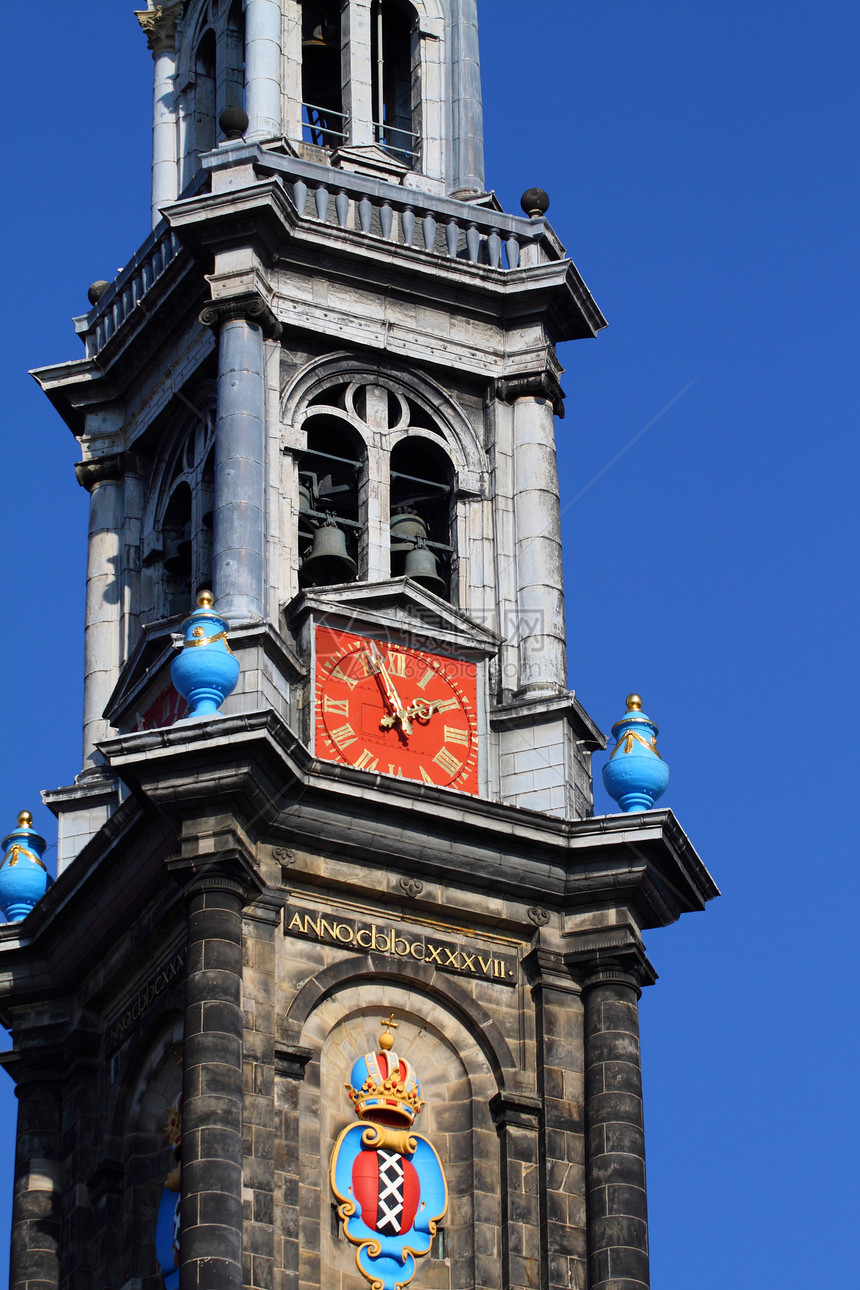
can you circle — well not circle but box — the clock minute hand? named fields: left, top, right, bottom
left=365, top=643, right=413, bottom=736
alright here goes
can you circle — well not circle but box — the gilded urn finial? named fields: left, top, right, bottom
left=0, top=810, right=52, bottom=922
left=171, top=591, right=240, bottom=720
left=602, top=694, right=670, bottom=813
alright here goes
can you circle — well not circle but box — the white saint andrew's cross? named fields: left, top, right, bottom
left=376, top=1150, right=405, bottom=1234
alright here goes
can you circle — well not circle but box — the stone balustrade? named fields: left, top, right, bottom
left=75, top=221, right=184, bottom=359
left=76, top=146, right=564, bottom=359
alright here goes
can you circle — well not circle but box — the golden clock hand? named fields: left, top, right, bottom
left=405, top=698, right=440, bottom=724
left=365, top=643, right=413, bottom=736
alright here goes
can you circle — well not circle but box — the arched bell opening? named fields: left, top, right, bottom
left=371, top=0, right=419, bottom=163
left=390, top=437, right=454, bottom=599
left=194, top=29, right=217, bottom=156
left=143, top=390, right=217, bottom=622
left=298, top=417, right=365, bottom=587
left=161, top=483, right=194, bottom=617
left=301, top=0, right=346, bottom=148
left=224, top=0, right=246, bottom=115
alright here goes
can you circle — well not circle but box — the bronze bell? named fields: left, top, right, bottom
left=301, top=515, right=357, bottom=586
left=403, top=537, right=446, bottom=596
left=299, top=480, right=314, bottom=517
left=163, top=535, right=192, bottom=574
left=390, top=509, right=429, bottom=552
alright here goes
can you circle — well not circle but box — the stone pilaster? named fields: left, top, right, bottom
left=245, top=0, right=283, bottom=140
left=273, top=1044, right=313, bottom=1290
left=582, top=962, right=650, bottom=1290
left=135, top=3, right=183, bottom=226
left=3, top=1051, right=64, bottom=1290
left=525, top=947, right=588, bottom=1290
left=497, top=373, right=568, bottom=696
left=241, top=890, right=285, bottom=1290
left=179, top=869, right=247, bottom=1290
left=76, top=453, right=125, bottom=773
left=450, top=0, right=486, bottom=195
left=200, top=297, right=281, bottom=624
left=489, top=1091, right=543, bottom=1290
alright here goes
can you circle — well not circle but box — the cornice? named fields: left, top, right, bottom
left=95, top=708, right=718, bottom=928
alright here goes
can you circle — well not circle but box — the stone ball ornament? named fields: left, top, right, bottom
left=87, top=280, right=111, bottom=306
left=170, top=590, right=240, bottom=720
left=219, top=105, right=249, bottom=139
left=520, top=187, right=550, bottom=218
left=0, top=811, right=53, bottom=923
left=602, top=694, right=670, bottom=812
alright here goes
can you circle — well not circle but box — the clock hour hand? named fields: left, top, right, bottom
left=365, top=642, right=413, bottom=736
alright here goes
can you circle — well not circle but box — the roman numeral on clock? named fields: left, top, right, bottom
left=330, top=723, right=358, bottom=748
left=434, top=698, right=460, bottom=713
left=433, top=747, right=463, bottom=776
left=323, top=696, right=350, bottom=717
left=387, top=651, right=408, bottom=676
left=416, top=668, right=435, bottom=691
left=355, top=749, right=379, bottom=771
left=444, top=726, right=469, bottom=746
left=330, top=664, right=360, bottom=691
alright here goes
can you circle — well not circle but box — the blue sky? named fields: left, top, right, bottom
left=1, top=1, right=858, bottom=1285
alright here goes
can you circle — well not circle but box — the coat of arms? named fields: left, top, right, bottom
left=330, top=1014, right=448, bottom=1290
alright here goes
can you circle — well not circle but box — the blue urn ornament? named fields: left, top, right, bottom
left=0, top=811, right=53, bottom=922
left=170, top=590, right=240, bottom=719
left=602, top=694, right=670, bottom=812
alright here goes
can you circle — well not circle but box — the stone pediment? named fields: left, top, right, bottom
left=286, top=578, right=503, bottom=657
left=103, top=619, right=180, bottom=728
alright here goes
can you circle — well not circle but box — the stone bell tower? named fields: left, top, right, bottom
left=0, top=4, right=717, bottom=1290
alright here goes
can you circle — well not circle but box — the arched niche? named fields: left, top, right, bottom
left=285, top=979, right=505, bottom=1290
left=109, top=1013, right=183, bottom=1287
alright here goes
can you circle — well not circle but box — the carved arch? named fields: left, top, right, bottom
left=280, top=953, right=517, bottom=1087
left=282, top=353, right=487, bottom=480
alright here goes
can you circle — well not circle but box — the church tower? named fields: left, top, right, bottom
left=2, top=4, right=717, bottom=1290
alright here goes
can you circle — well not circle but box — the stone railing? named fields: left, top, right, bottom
left=74, top=221, right=185, bottom=359
left=248, top=149, right=560, bottom=272
left=75, top=148, right=564, bottom=360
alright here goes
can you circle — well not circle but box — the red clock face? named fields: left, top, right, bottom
left=314, top=626, right=479, bottom=794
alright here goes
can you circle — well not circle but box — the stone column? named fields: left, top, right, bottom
left=506, top=377, right=568, bottom=694
left=345, top=0, right=374, bottom=145
left=136, top=2, right=182, bottom=227
left=76, top=456, right=125, bottom=773
left=583, top=963, right=650, bottom=1290
left=450, top=0, right=485, bottom=194
left=180, top=871, right=247, bottom=1290
left=526, top=947, right=588, bottom=1290
left=490, top=1092, right=543, bottom=1290
left=5, top=1054, right=63, bottom=1290
left=245, top=0, right=283, bottom=140
left=201, top=299, right=281, bottom=622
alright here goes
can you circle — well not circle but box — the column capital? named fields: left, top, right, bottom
left=563, top=924, right=658, bottom=990
left=496, top=370, right=566, bottom=418
left=75, top=452, right=127, bottom=491
left=135, top=2, right=184, bottom=56
left=489, top=1090, right=543, bottom=1131
left=521, top=946, right=582, bottom=996
left=274, top=1044, right=314, bottom=1080
left=199, top=292, right=283, bottom=341
left=166, top=849, right=267, bottom=907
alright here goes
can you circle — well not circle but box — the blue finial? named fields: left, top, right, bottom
left=602, top=694, right=670, bottom=813
left=0, top=811, right=53, bottom=922
left=170, top=591, right=240, bottom=720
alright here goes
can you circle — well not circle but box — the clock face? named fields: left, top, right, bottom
left=314, top=626, right=479, bottom=794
